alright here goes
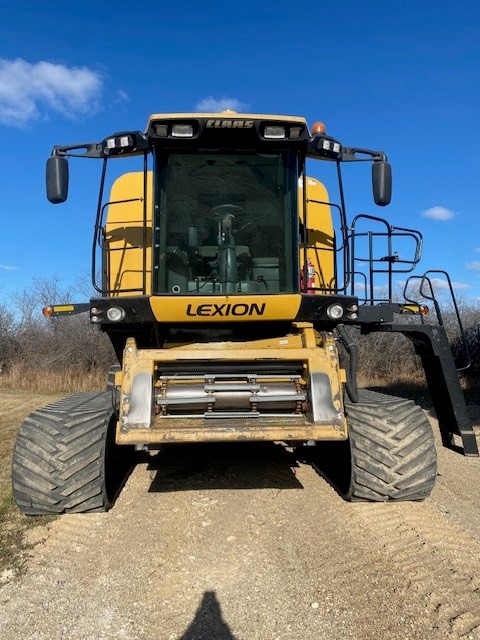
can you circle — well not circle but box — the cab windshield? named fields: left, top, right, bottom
left=153, top=150, right=298, bottom=295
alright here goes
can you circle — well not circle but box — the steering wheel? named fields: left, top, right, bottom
left=210, top=204, right=245, bottom=218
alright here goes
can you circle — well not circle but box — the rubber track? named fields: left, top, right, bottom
left=12, top=392, right=115, bottom=515
left=345, top=390, right=437, bottom=501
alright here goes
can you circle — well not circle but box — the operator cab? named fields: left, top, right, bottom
left=155, top=150, right=298, bottom=295
left=45, top=110, right=392, bottom=302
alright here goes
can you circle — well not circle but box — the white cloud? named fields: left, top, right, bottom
left=195, top=96, right=250, bottom=113
left=421, top=206, right=456, bottom=221
left=466, top=261, right=480, bottom=271
left=0, top=264, right=17, bottom=271
left=0, top=58, right=103, bottom=127
left=399, top=277, right=471, bottom=296
left=430, top=277, right=470, bottom=290
left=114, top=89, right=129, bottom=103
left=352, top=282, right=390, bottom=296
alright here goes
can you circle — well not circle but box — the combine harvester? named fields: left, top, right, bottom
left=12, top=111, right=478, bottom=513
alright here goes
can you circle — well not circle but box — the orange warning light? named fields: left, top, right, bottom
left=311, top=121, right=327, bottom=134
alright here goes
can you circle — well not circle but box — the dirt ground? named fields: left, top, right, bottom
left=1, top=408, right=480, bottom=640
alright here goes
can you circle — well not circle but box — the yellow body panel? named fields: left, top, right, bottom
left=104, top=171, right=153, bottom=296
left=52, top=304, right=74, bottom=312
left=299, top=178, right=335, bottom=291
left=149, top=294, right=302, bottom=322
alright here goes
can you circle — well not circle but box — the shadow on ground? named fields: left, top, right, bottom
left=177, top=591, right=238, bottom=640
left=147, top=441, right=304, bottom=493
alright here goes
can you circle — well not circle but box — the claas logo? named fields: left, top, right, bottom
left=206, top=120, right=254, bottom=129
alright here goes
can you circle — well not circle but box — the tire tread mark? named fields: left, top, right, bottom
left=357, top=503, right=480, bottom=637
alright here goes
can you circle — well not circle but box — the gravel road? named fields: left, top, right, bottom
left=1, top=408, right=480, bottom=640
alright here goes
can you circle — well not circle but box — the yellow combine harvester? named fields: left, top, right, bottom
left=12, top=111, right=478, bottom=513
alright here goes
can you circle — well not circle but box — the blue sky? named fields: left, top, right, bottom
left=0, top=0, right=479, bottom=303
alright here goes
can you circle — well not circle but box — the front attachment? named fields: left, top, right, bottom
left=116, top=330, right=348, bottom=445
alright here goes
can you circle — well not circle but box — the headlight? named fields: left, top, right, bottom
left=106, top=307, right=126, bottom=322
left=326, top=304, right=344, bottom=320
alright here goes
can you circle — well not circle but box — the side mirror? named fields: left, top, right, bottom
left=372, top=160, right=392, bottom=206
left=46, top=156, right=69, bottom=203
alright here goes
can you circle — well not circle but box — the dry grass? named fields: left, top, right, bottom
left=0, top=389, right=65, bottom=574
left=359, top=370, right=480, bottom=406
left=0, top=364, right=107, bottom=394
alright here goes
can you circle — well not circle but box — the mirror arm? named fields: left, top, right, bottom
left=51, top=142, right=104, bottom=159
left=341, top=147, right=388, bottom=163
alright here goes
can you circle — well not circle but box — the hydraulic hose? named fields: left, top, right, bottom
left=336, top=324, right=359, bottom=403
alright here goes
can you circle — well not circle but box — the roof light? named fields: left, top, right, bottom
left=316, top=136, right=342, bottom=158
left=103, top=134, right=134, bottom=155
left=264, top=126, right=285, bottom=139
left=312, top=121, right=326, bottom=134
left=289, top=127, right=302, bottom=139
left=43, top=306, right=54, bottom=318
left=112, top=135, right=132, bottom=148
left=155, top=124, right=168, bottom=137
left=171, top=124, right=194, bottom=137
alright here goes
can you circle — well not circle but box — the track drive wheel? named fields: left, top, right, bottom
left=12, top=392, right=132, bottom=515
left=315, top=390, right=437, bottom=501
